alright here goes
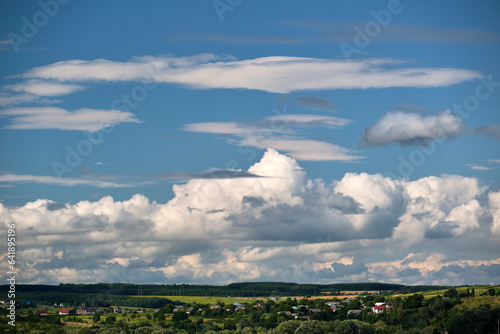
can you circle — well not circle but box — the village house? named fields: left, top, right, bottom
left=325, top=301, right=340, bottom=312
left=372, top=302, right=392, bottom=314
left=36, top=310, right=49, bottom=316
left=233, top=302, right=244, bottom=309
left=59, top=308, right=70, bottom=315
left=277, top=311, right=292, bottom=316
left=76, top=308, right=95, bottom=315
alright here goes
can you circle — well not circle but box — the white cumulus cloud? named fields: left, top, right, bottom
left=360, top=110, right=464, bottom=146
left=1, top=149, right=498, bottom=285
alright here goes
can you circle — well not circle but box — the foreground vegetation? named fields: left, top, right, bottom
left=1, top=283, right=499, bottom=333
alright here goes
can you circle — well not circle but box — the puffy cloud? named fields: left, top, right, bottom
left=489, top=191, right=500, bottom=236
left=394, top=175, right=485, bottom=244
left=1, top=149, right=499, bottom=285
left=360, top=110, right=464, bottom=146
left=369, top=253, right=500, bottom=285
left=0, top=107, right=141, bottom=131
left=21, top=55, right=481, bottom=94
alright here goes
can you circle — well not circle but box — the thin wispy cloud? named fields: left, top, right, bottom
left=0, top=173, right=133, bottom=188
left=158, top=169, right=263, bottom=180
left=470, top=124, right=500, bottom=140
left=0, top=93, right=58, bottom=107
left=0, top=107, right=142, bottom=131
left=294, top=96, right=335, bottom=111
left=467, top=164, right=491, bottom=171
left=277, top=20, right=500, bottom=44
left=3, top=80, right=85, bottom=97
left=240, top=136, right=361, bottom=161
left=184, top=114, right=361, bottom=161
left=0, top=39, right=11, bottom=52
left=19, top=55, right=482, bottom=94
left=186, top=34, right=302, bottom=44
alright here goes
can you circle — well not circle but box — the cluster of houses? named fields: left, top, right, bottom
left=30, top=297, right=393, bottom=318
left=274, top=299, right=393, bottom=318
left=35, top=308, right=98, bottom=316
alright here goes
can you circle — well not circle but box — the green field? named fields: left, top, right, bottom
left=398, top=285, right=500, bottom=299
left=131, top=295, right=263, bottom=305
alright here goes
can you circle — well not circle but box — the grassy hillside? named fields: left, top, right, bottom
left=399, top=284, right=500, bottom=298
left=455, top=295, right=500, bottom=309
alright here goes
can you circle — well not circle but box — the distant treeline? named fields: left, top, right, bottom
left=3, top=289, right=174, bottom=308
left=3, top=282, right=449, bottom=302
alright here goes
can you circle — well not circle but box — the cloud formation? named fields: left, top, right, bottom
left=360, top=110, right=464, bottom=146
left=294, top=96, right=334, bottom=111
left=19, top=55, right=482, bottom=94
left=184, top=113, right=360, bottom=161
left=3, top=80, right=85, bottom=97
left=0, top=173, right=135, bottom=188
left=1, top=149, right=499, bottom=285
left=0, top=107, right=141, bottom=131
left=470, top=124, right=500, bottom=140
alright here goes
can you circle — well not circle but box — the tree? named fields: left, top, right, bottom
left=274, top=320, right=301, bottom=334
left=294, top=320, right=329, bottom=334
left=348, top=299, right=361, bottom=310
left=403, top=294, right=424, bottom=309
left=163, top=303, right=175, bottom=313
left=105, top=315, right=116, bottom=324
left=172, top=310, right=189, bottom=322
left=224, top=319, right=236, bottom=330
left=92, top=311, right=101, bottom=323
left=444, top=288, right=458, bottom=299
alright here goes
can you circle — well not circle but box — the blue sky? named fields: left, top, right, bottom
left=0, top=0, right=499, bottom=285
